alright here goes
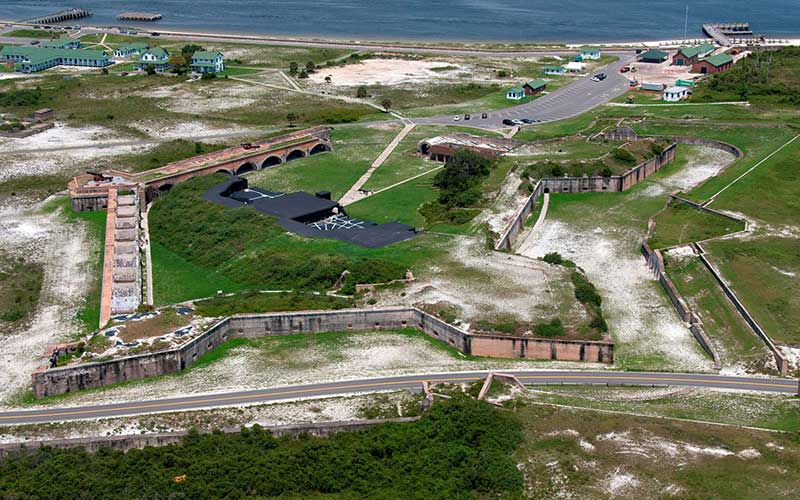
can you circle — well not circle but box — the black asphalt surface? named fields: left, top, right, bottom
left=417, top=57, right=634, bottom=129
left=1, top=371, right=795, bottom=425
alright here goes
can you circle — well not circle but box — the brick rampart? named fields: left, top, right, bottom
left=31, top=308, right=613, bottom=398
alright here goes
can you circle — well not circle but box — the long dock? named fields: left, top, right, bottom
left=117, top=12, right=162, bottom=22
left=703, top=22, right=752, bottom=46
left=24, top=8, right=91, bottom=24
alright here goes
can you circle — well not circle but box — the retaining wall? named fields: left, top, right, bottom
left=0, top=417, right=420, bottom=458
left=694, top=243, right=789, bottom=375
left=32, top=308, right=613, bottom=398
left=495, top=144, right=677, bottom=251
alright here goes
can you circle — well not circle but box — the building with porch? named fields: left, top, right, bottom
left=638, top=49, right=669, bottom=63
left=113, top=43, right=150, bottom=58
left=579, top=47, right=601, bottom=60
left=0, top=46, right=111, bottom=73
left=543, top=65, right=565, bottom=76
left=190, top=51, right=225, bottom=74
left=135, top=47, right=171, bottom=72
left=42, top=38, right=82, bottom=50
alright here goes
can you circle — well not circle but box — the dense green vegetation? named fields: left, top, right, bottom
left=193, top=291, right=354, bottom=317
left=150, top=174, right=417, bottom=297
left=0, top=397, right=523, bottom=499
left=694, top=47, right=800, bottom=104
left=421, top=149, right=493, bottom=225
left=5, top=29, right=67, bottom=39
left=0, top=253, right=44, bottom=329
left=0, top=87, right=42, bottom=107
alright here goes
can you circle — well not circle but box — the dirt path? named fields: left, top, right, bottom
left=340, top=122, right=416, bottom=205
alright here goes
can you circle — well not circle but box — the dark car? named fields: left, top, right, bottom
left=502, top=119, right=514, bottom=126
left=521, top=118, right=534, bottom=124
left=464, top=114, right=470, bottom=120
left=592, top=73, right=607, bottom=82
left=481, top=113, right=488, bottom=119
left=151, top=32, right=160, bottom=36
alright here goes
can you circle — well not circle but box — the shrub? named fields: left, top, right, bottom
left=543, top=252, right=564, bottom=265
left=612, top=147, right=636, bottom=164
left=549, top=163, right=564, bottom=177
left=0, top=87, right=42, bottom=106
left=533, top=318, right=565, bottom=338
left=599, top=167, right=614, bottom=177
left=571, top=271, right=602, bottom=309
left=433, top=149, right=493, bottom=208
left=356, top=85, right=368, bottom=98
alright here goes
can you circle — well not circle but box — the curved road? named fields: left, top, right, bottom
left=2, top=371, right=795, bottom=425
left=418, top=57, right=633, bottom=129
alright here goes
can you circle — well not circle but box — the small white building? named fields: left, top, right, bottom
left=663, top=86, right=690, bottom=102
left=564, top=61, right=587, bottom=73
left=506, top=86, right=525, bottom=100
left=580, top=47, right=601, bottom=60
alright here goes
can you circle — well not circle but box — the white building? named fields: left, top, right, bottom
left=564, top=61, right=587, bottom=73
left=663, top=86, right=690, bottom=102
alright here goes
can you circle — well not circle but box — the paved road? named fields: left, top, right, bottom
left=1, top=371, right=795, bottom=425
left=417, top=57, right=634, bottom=129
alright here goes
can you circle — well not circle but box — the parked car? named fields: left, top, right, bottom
left=453, top=115, right=460, bottom=121
left=620, top=66, right=631, bottom=73
left=120, top=72, right=129, bottom=76
left=591, top=73, right=607, bottom=82
left=511, top=119, right=524, bottom=126
left=30, top=40, right=40, bottom=45
left=521, top=118, right=534, bottom=124
left=481, top=113, right=488, bottom=119
left=151, top=32, right=160, bottom=36
left=502, top=118, right=514, bottom=126
left=464, top=114, right=470, bottom=120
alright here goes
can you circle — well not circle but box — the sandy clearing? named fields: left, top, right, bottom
left=128, top=120, right=259, bottom=140
left=308, top=58, right=467, bottom=87
left=374, top=237, right=585, bottom=327
left=0, top=203, right=94, bottom=405
left=474, top=170, right=529, bottom=235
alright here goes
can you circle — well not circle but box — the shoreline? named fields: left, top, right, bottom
left=2, top=19, right=799, bottom=54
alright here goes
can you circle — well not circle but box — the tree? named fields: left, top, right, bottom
left=380, top=98, right=392, bottom=111
left=145, top=65, right=157, bottom=76
left=169, top=54, right=188, bottom=74
left=286, top=112, right=298, bottom=127
left=356, top=86, right=368, bottom=98
left=324, top=75, right=332, bottom=84
left=181, top=44, right=204, bottom=60
left=433, top=149, right=493, bottom=208
left=298, top=69, right=309, bottom=79
left=306, top=61, right=316, bottom=73
left=289, top=61, right=299, bottom=75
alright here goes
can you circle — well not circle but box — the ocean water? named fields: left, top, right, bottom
left=1, top=0, right=798, bottom=43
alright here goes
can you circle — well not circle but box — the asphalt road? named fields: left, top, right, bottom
left=417, top=57, right=634, bottom=129
left=1, top=371, right=795, bottom=425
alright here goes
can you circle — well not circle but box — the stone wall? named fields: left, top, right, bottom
left=495, top=144, right=677, bottom=251
left=31, top=308, right=614, bottom=398
left=0, top=417, right=420, bottom=458
left=694, top=243, right=789, bottom=375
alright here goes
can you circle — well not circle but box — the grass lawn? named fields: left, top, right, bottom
left=217, top=66, right=263, bottom=77
left=706, top=135, right=800, bottom=226
left=5, top=29, right=66, bottom=39
left=0, top=252, right=44, bottom=331
left=248, top=123, right=402, bottom=200
left=631, top=122, right=798, bottom=203
left=663, top=254, right=767, bottom=368
left=648, top=200, right=745, bottom=249
left=150, top=241, right=248, bottom=306
left=704, top=237, right=800, bottom=345
left=347, top=168, right=441, bottom=228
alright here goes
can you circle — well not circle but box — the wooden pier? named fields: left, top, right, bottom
left=703, top=23, right=752, bottom=46
left=25, top=8, right=92, bottom=24
left=117, top=12, right=163, bottom=22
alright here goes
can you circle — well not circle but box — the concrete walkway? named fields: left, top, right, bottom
left=278, top=71, right=302, bottom=91
left=516, top=193, right=550, bottom=256
left=339, top=121, right=416, bottom=205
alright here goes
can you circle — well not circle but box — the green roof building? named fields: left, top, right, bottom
left=190, top=50, right=224, bottom=74
left=638, top=49, right=669, bottom=63
left=673, top=43, right=714, bottom=66
left=113, top=43, right=150, bottom=58
left=506, top=86, right=526, bottom=100
left=0, top=46, right=110, bottom=73
left=543, top=65, right=565, bottom=75
left=135, top=47, right=171, bottom=72
left=579, top=47, right=601, bottom=60
left=42, top=38, right=82, bottom=50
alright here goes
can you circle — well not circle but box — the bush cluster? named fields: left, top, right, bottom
left=0, top=396, right=523, bottom=499
left=0, top=87, right=42, bottom=106
left=570, top=271, right=608, bottom=333
left=533, top=318, right=565, bottom=338
left=612, top=147, right=636, bottom=164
